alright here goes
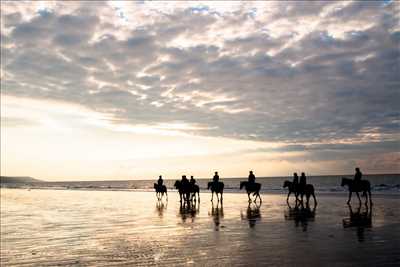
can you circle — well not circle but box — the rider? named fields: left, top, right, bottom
left=354, top=167, right=362, bottom=182
left=299, top=172, right=307, bottom=192
left=353, top=167, right=362, bottom=190
left=157, top=175, right=164, bottom=186
left=293, top=172, right=299, bottom=187
left=213, top=172, right=219, bottom=183
left=182, top=175, right=189, bottom=186
left=190, top=175, right=196, bottom=185
left=248, top=171, right=256, bottom=184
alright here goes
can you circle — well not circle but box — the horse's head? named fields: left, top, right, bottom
left=174, top=180, right=181, bottom=188
left=207, top=182, right=212, bottom=189
left=240, top=181, right=245, bottom=189
left=283, top=180, right=290, bottom=188
left=154, top=183, right=158, bottom=189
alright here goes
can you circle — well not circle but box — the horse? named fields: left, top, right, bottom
left=174, top=180, right=191, bottom=203
left=283, top=180, right=317, bottom=206
left=240, top=181, right=262, bottom=203
left=154, top=183, right=168, bottom=201
left=190, top=183, right=200, bottom=202
left=283, top=180, right=299, bottom=203
left=341, top=178, right=372, bottom=205
left=207, top=181, right=224, bottom=202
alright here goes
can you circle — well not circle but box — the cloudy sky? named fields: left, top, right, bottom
left=1, top=1, right=399, bottom=181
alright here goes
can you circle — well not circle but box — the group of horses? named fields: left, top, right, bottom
left=154, top=177, right=373, bottom=206
left=154, top=180, right=262, bottom=203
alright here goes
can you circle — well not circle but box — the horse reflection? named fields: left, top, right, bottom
left=178, top=200, right=199, bottom=223
left=241, top=202, right=261, bottom=228
left=284, top=202, right=316, bottom=231
left=342, top=203, right=372, bottom=242
left=209, top=201, right=224, bottom=230
left=155, top=200, right=167, bottom=218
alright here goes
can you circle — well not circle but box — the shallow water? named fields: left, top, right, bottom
left=1, top=189, right=399, bottom=266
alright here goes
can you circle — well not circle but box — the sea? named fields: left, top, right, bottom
left=2, top=174, right=399, bottom=195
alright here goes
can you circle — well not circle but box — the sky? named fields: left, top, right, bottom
left=1, top=1, right=399, bottom=181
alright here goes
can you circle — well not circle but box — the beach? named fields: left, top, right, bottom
left=1, top=189, right=399, bottom=266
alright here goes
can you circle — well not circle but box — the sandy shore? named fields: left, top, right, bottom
left=1, top=189, right=399, bottom=266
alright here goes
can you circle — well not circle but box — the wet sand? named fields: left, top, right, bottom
left=1, top=189, right=399, bottom=266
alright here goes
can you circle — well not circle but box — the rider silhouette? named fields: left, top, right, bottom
left=248, top=171, right=256, bottom=184
left=299, top=172, right=307, bottom=191
left=354, top=168, right=362, bottom=182
left=182, top=175, right=189, bottom=186
left=157, top=175, right=163, bottom=186
left=190, top=175, right=196, bottom=185
left=213, top=172, right=219, bottom=183
left=354, top=167, right=362, bottom=190
left=293, top=172, right=299, bottom=187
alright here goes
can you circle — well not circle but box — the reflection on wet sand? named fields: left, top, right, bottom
left=343, top=203, right=372, bottom=242
left=284, top=203, right=316, bottom=231
left=241, top=202, right=261, bottom=228
left=178, top=201, right=199, bottom=223
left=209, top=201, right=224, bottom=230
left=155, top=200, right=167, bottom=218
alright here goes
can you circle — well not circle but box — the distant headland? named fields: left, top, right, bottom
left=0, top=176, right=43, bottom=184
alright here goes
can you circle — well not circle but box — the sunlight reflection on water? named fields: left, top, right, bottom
left=1, top=189, right=399, bottom=266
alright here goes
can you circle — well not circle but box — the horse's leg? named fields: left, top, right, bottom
left=248, top=193, right=251, bottom=203
left=220, top=193, right=223, bottom=203
left=368, top=190, right=372, bottom=206
left=306, top=194, right=310, bottom=207
left=313, top=193, right=317, bottom=206
left=355, top=192, right=361, bottom=205
left=287, top=191, right=291, bottom=203
left=347, top=191, right=352, bottom=204
left=363, top=190, right=368, bottom=205
left=211, top=191, right=214, bottom=202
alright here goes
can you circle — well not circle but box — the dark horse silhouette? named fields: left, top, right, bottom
left=207, top=181, right=224, bottom=202
left=283, top=180, right=317, bottom=206
left=154, top=183, right=168, bottom=201
left=343, top=203, right=372, bottom=242
left=174, top=180, right=190, bottom=203
left=240, top=181, right=262, bottom=203
left=341, top=178, right=372, bottom=205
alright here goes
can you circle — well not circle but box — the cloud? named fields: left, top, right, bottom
left=1, top=1, right=399, bottom=170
